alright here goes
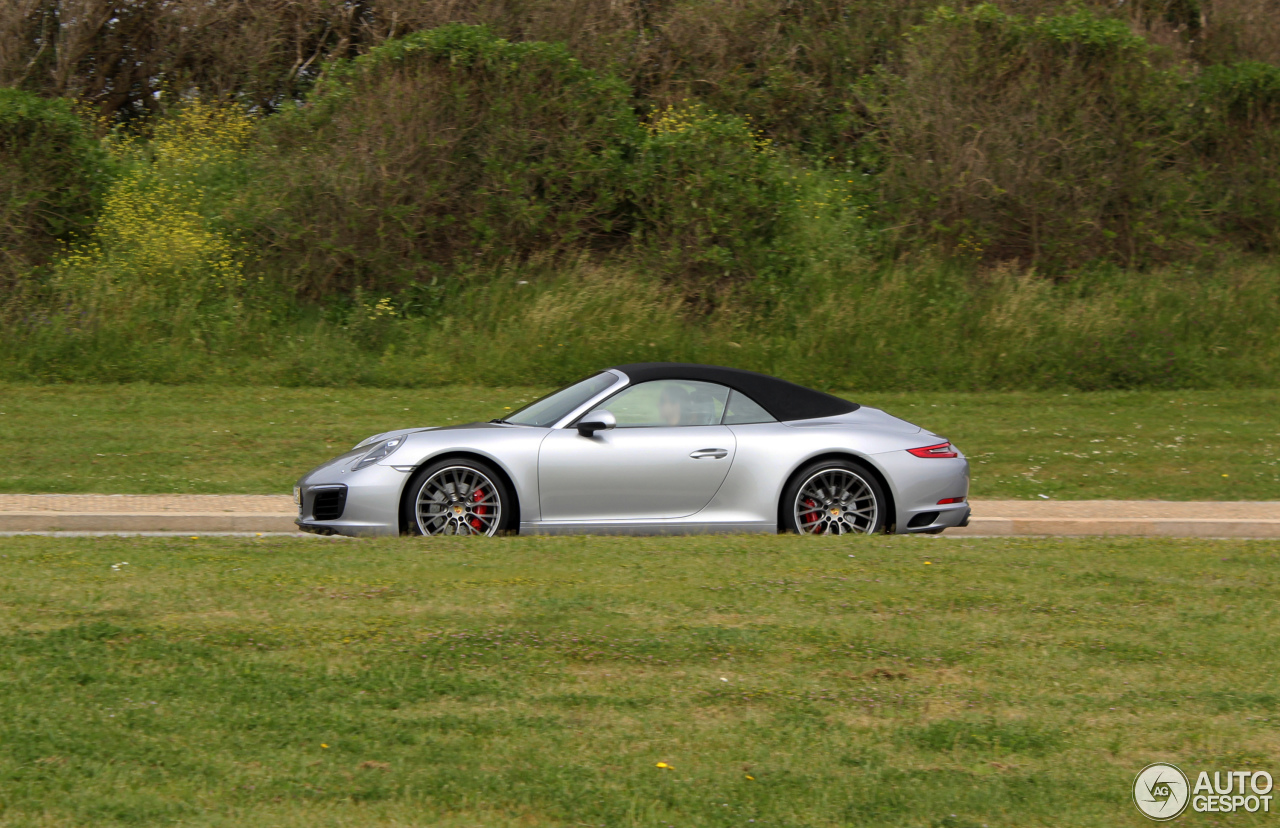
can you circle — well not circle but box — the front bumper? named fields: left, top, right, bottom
left=295, top=457, right=408, bottom=537
left=297, top=521, right=343, bottom=536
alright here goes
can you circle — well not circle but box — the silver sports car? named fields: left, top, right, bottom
left=295, top=363, right=970, bottom=537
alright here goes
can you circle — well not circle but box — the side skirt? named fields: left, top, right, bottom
left=521, top=521, right=775, bottom=536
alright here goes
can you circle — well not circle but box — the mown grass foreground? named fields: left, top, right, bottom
left=0, top=534, right=1276, bottom=827
left=1, top=384, right=1277, bottom=500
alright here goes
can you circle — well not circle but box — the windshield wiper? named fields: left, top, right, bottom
left=489, top=418, right=506, bottom=424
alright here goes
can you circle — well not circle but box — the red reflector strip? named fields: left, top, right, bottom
left=907, top=442, right=958, bottom=459
left=937, top=496, right=966, bottom=505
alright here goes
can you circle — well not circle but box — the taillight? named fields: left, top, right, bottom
left=908, top=442, right=958, bottom=459
left=937, top=496, right=966, bottom=504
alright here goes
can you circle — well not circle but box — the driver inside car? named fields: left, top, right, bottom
left=658, top=384, right=691, bottom=426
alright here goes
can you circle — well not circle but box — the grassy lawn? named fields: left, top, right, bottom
left=0, top=384, right=1276, bottom=499
left=0, top=533, right=1275, bottom=826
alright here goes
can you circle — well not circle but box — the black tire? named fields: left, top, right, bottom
left=780, top=458, right=887, bottom=535
left=401, top=458, right=514, bottom=536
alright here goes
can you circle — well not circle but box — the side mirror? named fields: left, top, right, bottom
left=576, top=409, right=616, bottom=436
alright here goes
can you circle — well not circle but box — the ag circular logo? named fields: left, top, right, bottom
left=1134, top=763, right=1190, bottom=821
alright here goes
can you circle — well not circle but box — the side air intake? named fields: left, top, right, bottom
left=312, top=487, right=347, bottom=521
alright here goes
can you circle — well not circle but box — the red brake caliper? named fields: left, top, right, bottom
left=803, top=497, right=821, bottom=533
left=470, top=488, right=487, bottom=530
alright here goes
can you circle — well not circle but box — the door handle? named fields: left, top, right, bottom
left=690, top=448, right=729, bottom=460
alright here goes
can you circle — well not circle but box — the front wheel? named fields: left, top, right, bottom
left=781, top=460, right=886, bottom=535
left=402, top=459, right=513, bottom=536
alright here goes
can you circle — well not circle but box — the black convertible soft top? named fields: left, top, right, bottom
left=611, top=363, right=858, bottom=422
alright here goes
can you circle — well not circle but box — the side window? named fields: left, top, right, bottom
left=722, top=389, right=776, bottom=424
left=599, top=380, right=730, bottom=427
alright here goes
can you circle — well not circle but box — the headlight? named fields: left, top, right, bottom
left=354, top=432, right=387, bottom=449
left=352, top=436, right=405, bottom=471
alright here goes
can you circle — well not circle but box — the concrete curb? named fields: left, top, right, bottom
left=949, top=517, right=1280, bottom=538
left=0, top=512, right=299, bottom=533
left=1, top=496, right=1278, bottom=538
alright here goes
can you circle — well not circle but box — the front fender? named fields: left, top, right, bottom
left=381, top=424, right=546, bottom=522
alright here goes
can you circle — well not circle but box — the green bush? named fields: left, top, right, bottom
left=254, top=25, right=811, bottom=299
left=631, top=0, right=938, bottom=159
left=49, top=101, right=256, bottom=353
left=0, top=90, right=106, bottom=295
left=864, top=5, right=1198, bottom=269
left=629, top=103, right=795, bottom=289
left=4, top=12, right=1280, bottom=392
left=1198, top=60, right=1280, bottom=120
left=256, top=24, right=641, bottom=299
left=1189, top=61, right=1280, bottom=248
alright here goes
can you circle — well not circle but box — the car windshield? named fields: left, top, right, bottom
left=501, top=372, right=618, bottom=427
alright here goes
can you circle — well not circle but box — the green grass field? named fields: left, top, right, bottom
left=0, top=533, right=1275, bottom=826
left=1, top=384, right=1276, bottom=499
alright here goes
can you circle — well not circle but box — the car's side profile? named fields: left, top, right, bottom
left=295, top=363, right=970, bottom=537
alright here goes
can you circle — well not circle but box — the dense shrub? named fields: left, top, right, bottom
left=53, top=101, right=254, bottom=343
left=4, top=6, right=1280, bottom=390
left=256, top=25, right=641, bottom=298
left=257, top=25, right=807, bottom=297
left=632, top=0, right=938, bottom=157
left=1190, top=60, right=1280, bottom=247
left=0, top=89, right=105, bottom=294
left=629, top=103, right=794, bottom=287
left=863, top=6, right=1198, bottom=268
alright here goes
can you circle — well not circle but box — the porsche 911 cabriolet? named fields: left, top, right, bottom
left=295, top=363, right=970, bottom=537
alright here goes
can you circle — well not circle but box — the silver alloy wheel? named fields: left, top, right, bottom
left=793, top=468, right=878, bottom=535
left=414, top=465, right=503, bottom=536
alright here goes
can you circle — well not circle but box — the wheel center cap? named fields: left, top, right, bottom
left=452, top=504, right=465, bottom=515
left=830, top=507, right=841, bottom=516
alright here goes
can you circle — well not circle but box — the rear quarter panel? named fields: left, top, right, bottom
left=705, top=421, right=963, bottom=530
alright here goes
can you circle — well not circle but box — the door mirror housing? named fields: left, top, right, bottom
left=576, top=409, right=616, bottom=436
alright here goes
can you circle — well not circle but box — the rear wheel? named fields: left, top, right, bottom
left=781, top=459, right=886, bottom=535
left=402, top=459, right=512, bottom=536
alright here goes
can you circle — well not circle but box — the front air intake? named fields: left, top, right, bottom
left=312, top=487, right=347, bottom=521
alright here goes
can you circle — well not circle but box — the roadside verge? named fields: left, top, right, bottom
left=2, top=495, right=1278, bottom=537
left=0, top=494, right=297, bottom=533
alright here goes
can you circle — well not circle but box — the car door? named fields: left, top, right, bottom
left=538, top=380, right=737, bottom=521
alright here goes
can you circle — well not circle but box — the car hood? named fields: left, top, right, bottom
left=353, top=421, right=504, bottom=449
